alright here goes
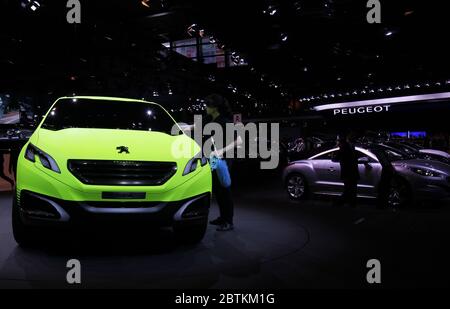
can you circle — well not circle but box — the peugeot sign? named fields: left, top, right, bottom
left=333, top=104, right=391, bottom=116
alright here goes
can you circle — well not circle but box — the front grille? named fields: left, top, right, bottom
left=82, top=201, right=161, bottom=208
left=68, top=160, right=177, bottom=186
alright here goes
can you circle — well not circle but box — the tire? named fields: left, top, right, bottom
left=285, top=173, right=308, bottom=200
left=12, top=192, right=36, bottom=247
left=387, top=177, right=412, bottom=209
left=173, top=221, right=207, bottom=245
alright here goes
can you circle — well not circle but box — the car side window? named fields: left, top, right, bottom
left=356, top=150, right=376, bottom=162
left=315, top=150, right=336, bottom=160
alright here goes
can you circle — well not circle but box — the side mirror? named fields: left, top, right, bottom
left=358, top=156, right=370, bottom=165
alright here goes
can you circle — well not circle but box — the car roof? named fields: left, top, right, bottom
left=56, top=96, right=159, bottom=105
left=308, top=145, right=378, bottom=161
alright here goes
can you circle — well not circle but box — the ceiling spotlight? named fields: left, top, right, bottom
left=141, top=0, right=150, bottom=8
left=30, top=1, right=40, bottom=11
left=209, top=36, right=217, bottom=44
left=263, top=5, right=277, bottom=16
left=281, top=33, right=288, bottom=42
left=385, top=30, right=394, bottom=37
left=187, top=24, right=198, bottom=37
left=21, top=0, right=40, bottom=12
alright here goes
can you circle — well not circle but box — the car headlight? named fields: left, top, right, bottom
left=24, top=143, right=61, bottom=173
left=410, top=167, right=441, bottom=177
left=183, top=153, right=208, bottom=176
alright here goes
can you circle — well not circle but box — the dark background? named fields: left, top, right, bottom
left=0, top=0, right=449, bottom=128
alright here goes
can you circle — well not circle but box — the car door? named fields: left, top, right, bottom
left=310, top=149, right=342, bottom=194
left=356, top=149, right=382, bottom=198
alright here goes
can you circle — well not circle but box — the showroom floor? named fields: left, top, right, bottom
left=0, top=168, right=449, bottom=289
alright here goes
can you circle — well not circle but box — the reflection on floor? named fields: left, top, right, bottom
left=0, top=167, right=449, bottom=288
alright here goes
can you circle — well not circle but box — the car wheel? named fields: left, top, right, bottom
left=173, top=221, right=207, bottom=245
left=12, top=192, right=36, bottom=247
left=387, top=178, right=411, bottom=209
left=286, top=173, right=308, bottom=200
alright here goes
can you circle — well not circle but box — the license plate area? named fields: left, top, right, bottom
left=102, top=192, right=146, bottom=199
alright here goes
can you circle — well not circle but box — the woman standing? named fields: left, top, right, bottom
left=204, top=94, right=242, bottom=232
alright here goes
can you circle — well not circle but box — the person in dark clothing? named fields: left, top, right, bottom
left=372, top=149, right=395, bottom=209
left=203, top=94, right=242, bottom=232
left=0, top=150, right=15, bottom=189
left=334, top=134, right=359, bottom=208
left=9, top=146, right=20, bottom=179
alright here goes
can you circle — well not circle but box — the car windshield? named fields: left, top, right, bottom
left=401, top=141, right=423, bottom=150
left=41, top=98, right=177, bottom=134
left=369, top=146, right=410, bottom=162
left=385, top=142, right=418, bottom=157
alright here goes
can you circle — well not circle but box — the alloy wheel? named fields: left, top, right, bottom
left=287, top=175, right=306, bottom=199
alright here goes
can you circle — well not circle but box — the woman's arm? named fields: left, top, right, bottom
left=214, top=135, right=243, bottom=157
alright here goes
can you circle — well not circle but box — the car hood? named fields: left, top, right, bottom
left=35, top=128, right=199, bottom=161
left=393, top=159, right=450, bottom=175
left=28, top=128, right=203, bottom=191
left=420, top=149, right=450, bottom=159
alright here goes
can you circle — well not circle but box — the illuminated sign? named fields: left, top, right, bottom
left=333, top=104, right=391, bottom=116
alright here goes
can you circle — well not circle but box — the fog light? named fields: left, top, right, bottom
left=20, top=191, right=61, bottom=219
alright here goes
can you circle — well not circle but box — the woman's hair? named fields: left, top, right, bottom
left=205, top=93, right=232, bottom=117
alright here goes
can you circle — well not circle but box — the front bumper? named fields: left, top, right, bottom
left=16, top=154, right=212, bottom=228
left=18, top=190, right=210, bottom=229
left=408, top=175, right=450, bottom=201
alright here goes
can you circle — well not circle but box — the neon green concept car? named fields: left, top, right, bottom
left=13, top=96, right=211, bottom=245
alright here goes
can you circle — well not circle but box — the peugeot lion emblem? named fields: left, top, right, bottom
left=116, top=146, right=130, bottom=154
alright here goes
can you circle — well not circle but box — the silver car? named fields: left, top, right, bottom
left=283, top=145, right=450, bottom=207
